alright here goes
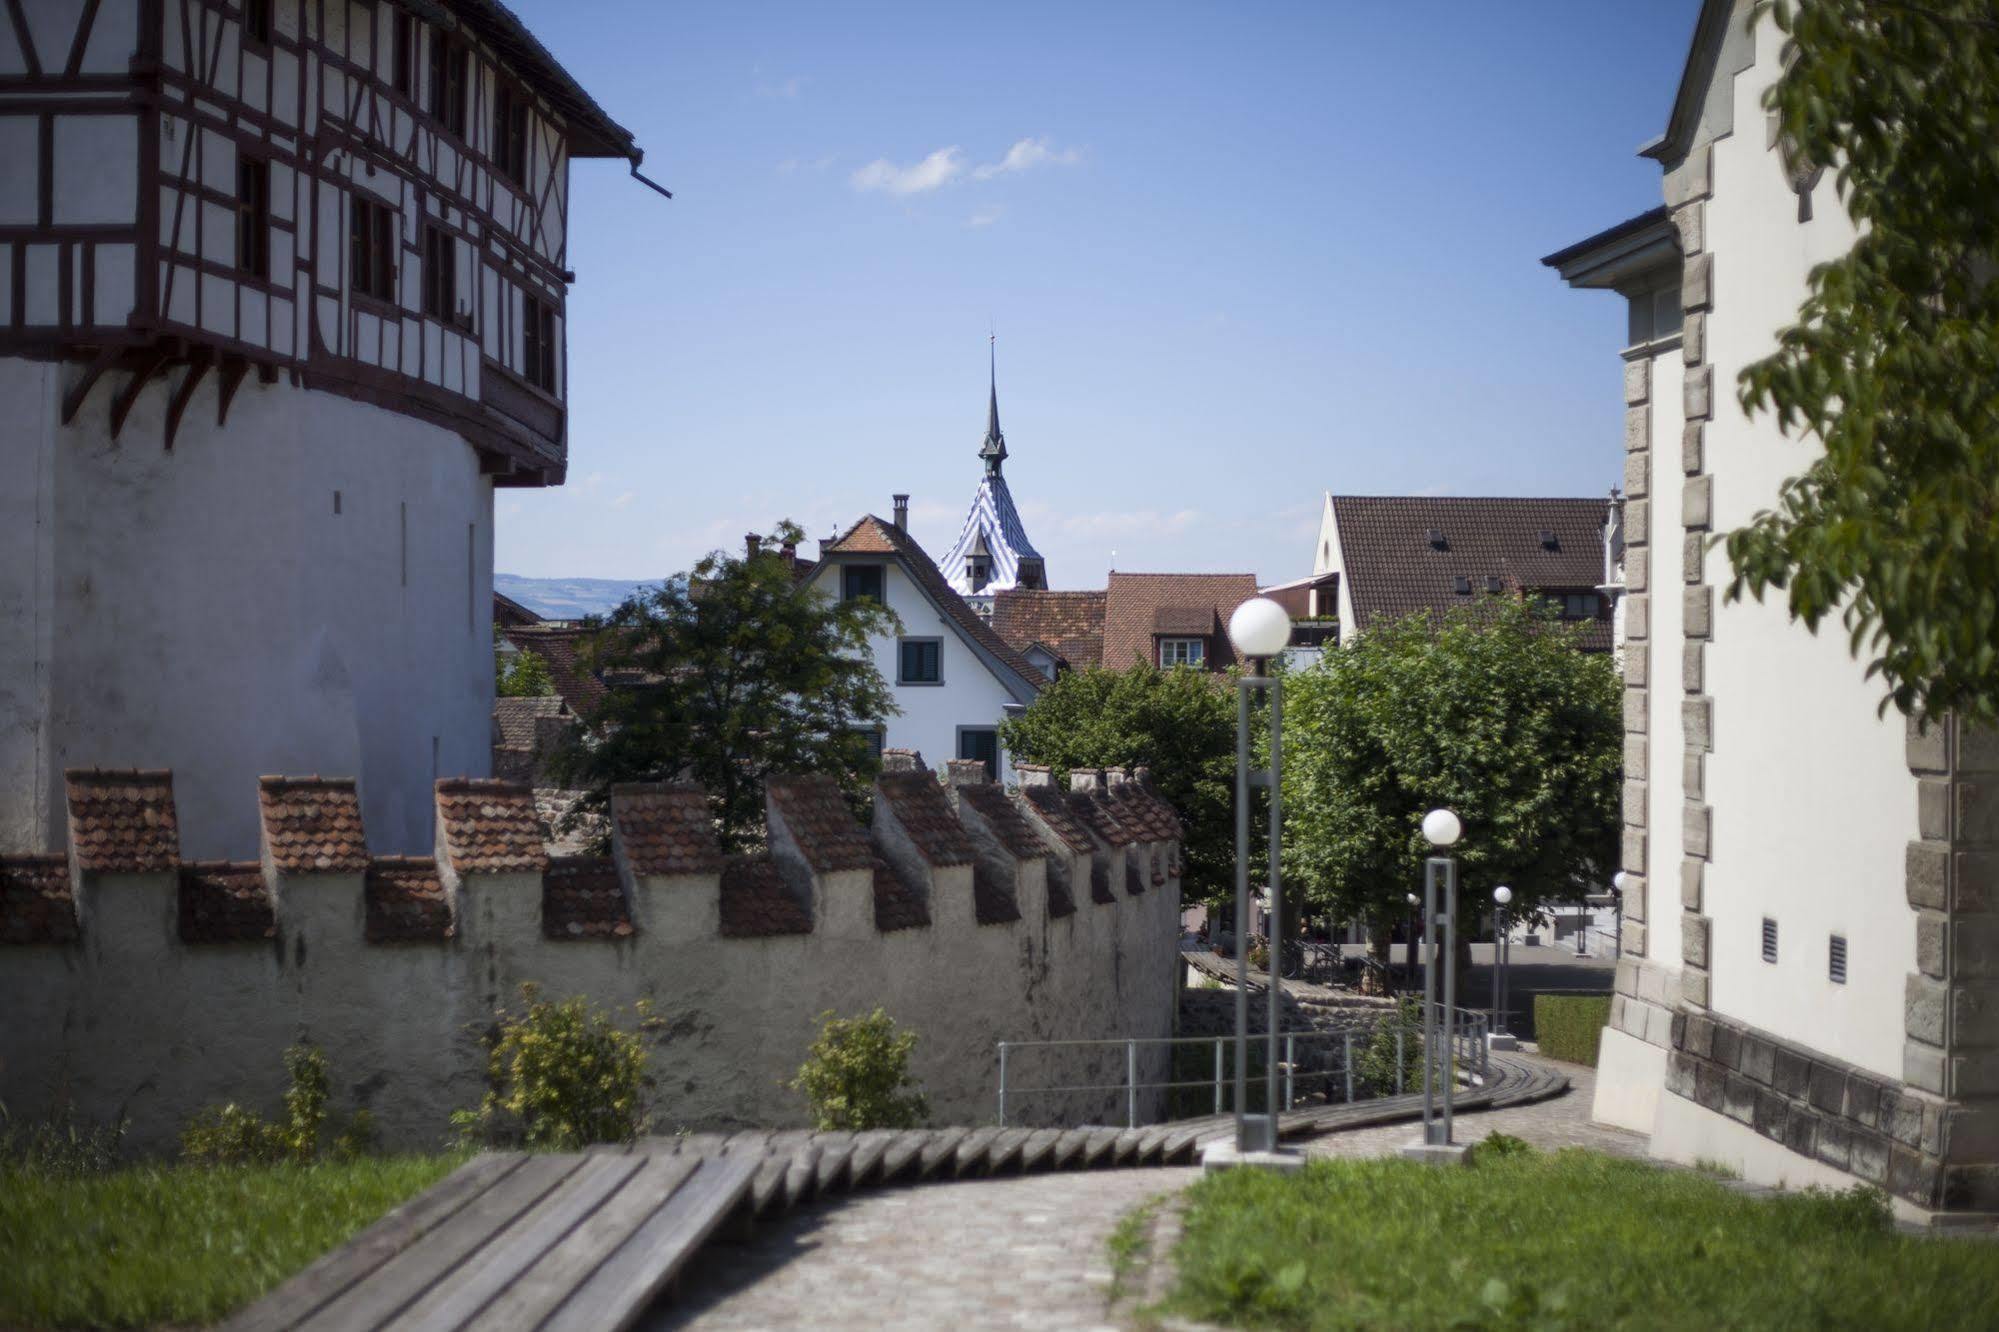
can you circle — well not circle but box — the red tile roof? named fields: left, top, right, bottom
left=259, top=777, right=369, bottom=874
left=719, top=858, right=814, bottom=937
left=178, top=861, right=276, bottom=943
left=501, top=624, right=609, bottom=714
left=1016, top=781, right=1095, bottom=855
left=66, top=769, right=179, bottom=874
left=613, top=783, right=723, bottom=876
left=492, top=695, right=571, bottom=750
left=1329, top=495, right=1613, bottom=651
left=437, top=778, right=549, bottom=877
left=819, top=516, right=1048, bottom=690
left=766, top=775, right=874, bottom=873
left=872, top=856, right=930, bottom=932
left=1109, top=780, right=1184, bottom=843
left=990, top=591, right=1106, bottom=670
left=0, top=855, right=78, bottom=945
left=955, top=783, right=1050, bottom=862
left=365, top=858, right=454, bottom=942
left=1100, top=573, right=1261, bottom=672
left=875, top=772, right=975, bottom=867
left=1067, top=788, right=1140, bottom=848
left=542, top=856, right=635, bottom=939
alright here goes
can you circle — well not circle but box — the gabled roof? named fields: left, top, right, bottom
left=1328, top=495, right=1614, bottom=651
left=815, top=516, right=1048, bottom=697
left=1100, top=573, right=1260, bottom=672
left=501, top=624, right=606, bottom=715
left=446, top=0, right=642, bottom=161
left=493, top=591, right=543, bottom=629
left=991, top=591, right=1106, bottom=671
left=1640, top=0, right=1739, bottom=165
left=940, top=474, right=1043, bottom=596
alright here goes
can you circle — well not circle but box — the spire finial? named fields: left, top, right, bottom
left=980, top=334, right=1007, bottom=476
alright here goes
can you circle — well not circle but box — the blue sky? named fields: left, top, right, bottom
left=498, top=1, right=1698, bottom=586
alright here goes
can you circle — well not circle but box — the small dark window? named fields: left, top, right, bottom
left=1829, top=935, right=1848, bottom=985
left=243, top=0, right=271, bottom=45
left=966, top=555, right=991, bottom=591
left=349, top=197, right=397, bottom=302
left=429, top=34, right=467, bottom=137
left=1452, top=575, right=1472, bottom=595
left=1427, top=528, right=1447, bottom=550
left=523, top=293, right=556, bottom=391
left=423, top=225, right=457, bottom=323
left=861, top=726, right=886, bottom=760
left=495, top=85, right=530, bottom=185
left=1761, top=917, right=1779, bottom=964
left=1539, top=529, right=1559, bottom=551
left=236, top=157, right=269, bottom=278
left=899, top=639, right=942, bottom=685
left=842, top=564, right=884, bottom=603
left=958, top=728, right=999, bottom=781
left=1485, top=576, right=1503, bottom=594
left=392, top=12, right=416, bottom=95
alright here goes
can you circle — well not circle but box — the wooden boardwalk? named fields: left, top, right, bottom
left=235, top=1051, right=1566, bottom=1330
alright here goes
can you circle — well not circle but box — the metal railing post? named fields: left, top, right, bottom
left=1214, top=1038, right=1224, bottom=1115
left=1395, top=1027, right=1405, bottom=1095
left=997, top=1042, right=1008, bottom=1127
left=1284, top=1033, right=1295, bottom=1111
left=1127, top=1039, right=1137, bottom=1129
left=1343, top=1030, right=1354, bottom=1103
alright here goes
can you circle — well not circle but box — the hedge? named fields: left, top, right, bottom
left=1534, top=994, right=1611, bottom=1067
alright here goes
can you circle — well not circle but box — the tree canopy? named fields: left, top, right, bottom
left=495, top=642, right=555, bottom=698
left=1279, top=600, right=1622, bottom=933
left=550, top=522, right=898, bottom=849
left=1726, top=0, right=1999, bottom=724
left=998, top=663, right=1239, bottom=904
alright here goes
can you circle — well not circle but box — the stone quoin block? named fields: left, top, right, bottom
left=1625, top=686, right=1650, bottom=735
left=1916, top=910, right=1947, bottom=978
left=1639, top=962, right=1671, bottom=1008
left=1906, top=842, right=1950, bottom=911
left=1621, top=920, right=1648, bottom=957
left=1623, top=779, right=1648, bottom=828
left=1625, top=450, right=1650, bottom=501
left=1625, top=649, right=1650, bottom=689
left=1682, top=251, right=1714, bottom=313
left=1665, top=144, right=1713, bottom=208
left=1683, top=643, right=1704, bottom=697
left=1683, top=801, right=1712, bottom=859
left=1622, top=827, right=1648, bottom=876
left=1958, top=780, right=1999, bottom=841
left=1961, top=725, right=1999, bottom=774
left=1906, top=714, right=1951, bottom=776
left=1951, top=984, right=1999, bottom=1045
left=1682, top=964, right=1710, bottom=1009
left=1626, top=595, right=1651, bottom=644
left=1683, top=587, right=1713, bottom=641
left=1905, top=1042, right=1948, bottom=1095
left=1676, top=200, right=1704, bottom=255
left=1627, top=732, right=1650, bottom=777
left=1683, top=310, right=1705, bottom=366
left=1682, top=422, right=1705, bottom=476
left=1627, top=546, right=1650, bottom=594
left=1625, top=359, right=1651, bottom=406
left=1682, top=912, right=1711, bottom=969
left=1684, top=697, right=1713, bottom=753
left=1623, top=872, right=1648, bottom=923
left=1681, top=857, right=1704, bottom=911
left=1683, top=473, right=1714, bottom=530
left=1625, top=405, right=1651, bottom=455
left=1626, top=498, right=1650, bottom=546
left=1918, top=778, right=1953, bottom=842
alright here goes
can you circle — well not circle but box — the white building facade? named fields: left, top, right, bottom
left=1550, top=0, right=1998, bottom=1215
left=0, top=0, right=647, bottom=856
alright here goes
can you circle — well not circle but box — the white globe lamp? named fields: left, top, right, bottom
left=1494, top=885, right=1513, bottom=906
left=1421, top=808, right=1462, bottom=848
left=1227, top=597, right=1292, bottom=661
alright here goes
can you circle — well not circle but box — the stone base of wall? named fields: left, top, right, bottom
left=1608, top=956, right=1676, bottom=1049
left=1593, top=1024, right=1668, bottom=1134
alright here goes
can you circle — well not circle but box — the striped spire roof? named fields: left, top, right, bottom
left=944, top=350, right=1043, bottom=596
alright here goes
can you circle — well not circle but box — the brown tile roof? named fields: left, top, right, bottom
left=766, top=775, right=874, bottom=873
left=1109, top=781, right=1183, bottom=843
left=493, top=591, right=545, bottom=629
left=875, top=772, right=975, bottom=867
left=820, top=517, right=1048, bottom=690
left=492, top=695, right=570, bottom=749
left=719, top=857, right=814, bottom=937
left=259, top=777, right=369, bottom=874
left=1329, top=495, right=1613, bottom=651
left=541, top=855, right=635, bottom=939
left=66, top=769, right=178, bottom=874
left=501, top=624, right=608, bottom=714
left=990, top=591, right=1106, bottom=670
left=177, top=861, right=276, bottom=943
left=613, top=783, right=723, bottom=876
left=0, top=856, right=78, bottom=945
left=1016, top=782, right=1095, bottom=855
left=955, top=783, right=1049, bottom=862
left=365, top=858, right=454, bottom=942
left=437, top=778, right=548, bottom=876
left=1101, top=573, right=1261, bottom=672
left=1068, top=788, right=1140, bottom=847
left=972, top=861, right=1022, bottom=925
left=872, top=856, right=930, bottom=932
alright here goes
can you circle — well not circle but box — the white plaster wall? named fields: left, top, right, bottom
left=0, top=362, right=495, bottom=858
left=1642, top=347, right=1686, bottom=972
left=810, top=561, right=1026, bottom=782
left=1699, top=15, right=1912, bottom=1079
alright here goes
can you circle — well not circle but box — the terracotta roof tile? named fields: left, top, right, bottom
left=178, top=861, right=276, bottom=943
left=872, top=856, right=930, bottom=932
left=875, top=772, right=975, bottom=867
left=1329, top=495, right=1614, bottom=651
left=990, top=591, right=1106, bottom=670
left=437, top=778, right=548, bottom=876
left=259, top=777, right=368, bottom=874
left=955, top=783, right=1049, bottom=861
left=500, top=623, right=609, bottom=714
left=972, top=860, right=1022, bottom=924
left=766, top=775, right=874, bottom=873
left=1016, top=783, right=1095, bottom=855
left=66, top=769, right=178, bottom=873
left=542, top=855, right=634, bottom=939
left=1068, top=789, right=1140, bottom=847
left=613, top=783, right=723, bottom=876
left=1101, top=573, right=1261, bottom=673
left=365, top=857, right=454, bottom=942
left=719, top=857, right=813, bottom=937
left=0, top=856, right=78, bottom=945
left=1109, top=782, right=1183, bottom=843
left=492, top=695, right=569, bottom=749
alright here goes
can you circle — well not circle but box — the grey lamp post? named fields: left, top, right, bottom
left=1611, top=870, right=1629, bottom=960
left=1490, top=885, right=1517, bottom=1051
left=1406, top=808, right=1464, bottom=1160
left=1405, top=892, right=1420, bottom=990
left=1224, top=597, right=1292, bottom=1160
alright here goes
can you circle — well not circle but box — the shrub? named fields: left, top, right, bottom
left=791, top=1008, right=929, bottom=1130
left=1534, top=994, right=1612, bottom=1067
left=0, top=1102, right=126, bottom=1177
left=1246, top=940, right=1271, bottom=973
left=1354, top=998, right=1426, bottom=1095
left=181, top=1045, right=362, bottom=1166
left=457, top=985, right=656, bottom=1149
left=1470, top=1132, right=1534, bottom=1164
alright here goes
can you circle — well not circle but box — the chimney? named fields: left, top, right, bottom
left=944, top=758, right=989, bottom=788
left=745, top=533, right=762, bottom=557
left=1069, top=768, right=1104, bottom=793
left=1105, top=766, right=1131, bottom=787
left=892, top=494, right=909, bottom=531
left=881, top=748, right=925, bottom=772
left=1014, top=763, right=1053, bottom=788
left=780, top=537, right=798, bottom=560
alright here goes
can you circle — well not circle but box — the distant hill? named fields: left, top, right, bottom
left=495, top=574, right=660, bottom=620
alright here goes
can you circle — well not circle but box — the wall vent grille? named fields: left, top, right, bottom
left=1829, top=934, right=1847, bottom=985
left=1761, top=916, right=1778, bottom=964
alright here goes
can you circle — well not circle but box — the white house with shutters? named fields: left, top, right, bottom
left=0, top=0, right=654, bottom=857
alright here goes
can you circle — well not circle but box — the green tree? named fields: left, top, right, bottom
left=1726, top=0, right=1999, bottom=724
left=549, top=521, right=898, bottom=850
left=1280, top=599, right=1621, bottom=946
left=790, top=1008, right=929, bottom=1131
left=999, top=663, right=1238, bottom=904
left=495, top=641, right=556, bottom=698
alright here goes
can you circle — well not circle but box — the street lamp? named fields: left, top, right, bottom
left=1491, top=886, right=1517, bottom=1051
left=1405, top=891, right=1420, bottom=989
left=1611, top=870, right=1629, bottom=960
left=1406, top=807, right=1463, bottom=1161
left=1219, top=597, right=1293, bottom=1165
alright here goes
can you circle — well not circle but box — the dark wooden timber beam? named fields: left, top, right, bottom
left=215, top=355, right=249, bottom=428
left=108, top=344, right=173, bottom=441
left=62, top=344, right=128, bottom=425
left=163, top=349, right=212, bottom=451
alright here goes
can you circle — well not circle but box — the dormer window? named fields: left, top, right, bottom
left=1452, top=575, right=1472, bottom=595
left=842, top=564, right=884, bottom=603
left=966, top=555, right=991, bottom=592
left=1159, top=637, right=1206, bottom=668
left=1539, top=529, right=1559, bottom=551
left=1427, top=528, right=1447, bottom=550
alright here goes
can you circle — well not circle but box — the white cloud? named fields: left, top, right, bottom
left=611, top=491, right=636, bottom=509
left=971, top=137, right=1082, bottom=181
left=966, top=207, right=1002, bottom=229
left=850, top=146, right=964, bottom=196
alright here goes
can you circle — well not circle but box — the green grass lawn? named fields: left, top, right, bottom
left=0, top=1155, right=461, bottom=1328
left=1161, top=1146, right=1999, bottom=1330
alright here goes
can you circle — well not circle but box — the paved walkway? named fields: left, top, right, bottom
left=651, top=1053, right=1632, bottom=1331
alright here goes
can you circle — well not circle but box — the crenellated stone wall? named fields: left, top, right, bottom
left=0, top=761, right=1184, bottom=1153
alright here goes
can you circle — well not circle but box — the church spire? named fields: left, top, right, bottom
left=980, top=335, right=1007, bottom=477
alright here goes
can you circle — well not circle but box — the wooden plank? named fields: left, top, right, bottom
left=718, top=1128, right=776, bottom=1157
left=916, top=1127, right=969, bottom=1177
left=1047, top=1128, right=1093, bottom=1171
left=1109, top=1130, right=1145, bottom=1167
left=1016, top=1128, right=1063, bottom=1174
left=811, top=1132, right=857, bottom=1194
left=395, top=1152, right=645, bottom=1332
left=671, top=1131, right=731, bottom=1158
left=222, top=1154, right=527, bottom=1332
left=1080, top=1128, right=1123, bottom=1168
left=781, top=1141, right=822, bottom=1208
left=877, top=1130, right=927, bottom=1183
left=750, top=1155, right=790, bottom=1215
left=982, top=1128, right=1034, bottom=1175
left=295, top=1153, right=588, bottom=1332
left=844, top=1129, right=896, bottom=1188
left=1134, top=1125, right=1177, bottom=1164
left=951, top=1126, right=1003, bottom=1175
left=540, top=1157, right=756, bottom=1332
left=474, top=1154, right=698, bottom=1330
left=1159, top=1125, right=1206, bottom=1162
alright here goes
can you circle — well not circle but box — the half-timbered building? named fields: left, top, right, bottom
left=0, top=0, right=652, bottom=857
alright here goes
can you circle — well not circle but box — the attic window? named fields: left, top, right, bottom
left=1452, top=576, right=1472, bottom=595
left=1427, top=529, right=1447, bottom=550
left=1539, top=530, right=1559, bottom=551
left=1485, top=577, right=1503, bottom=594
